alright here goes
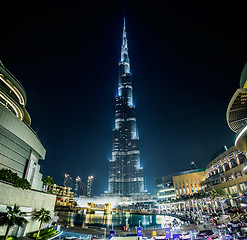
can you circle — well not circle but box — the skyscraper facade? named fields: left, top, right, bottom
left=74, top=176, right=87, bottom=197
left=64, top=173, right=73, bottom=188
left=107, top=19, right=146, bottom=196
left=87, top=175, right=94, bottom=197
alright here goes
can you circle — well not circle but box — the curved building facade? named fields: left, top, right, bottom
left=227, top=62, right=247, bottom=151
left=0, top=61, right=45, bottom=190
left=203, top=145, right=247, bottom=197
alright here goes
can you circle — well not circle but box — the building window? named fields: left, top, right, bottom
left=237, top=151, right=246, bottom=164
left=229, top=185, right=238, bottom=196
left=235, top=171, right=243, bottom=178
left=224, top=163, right=230, bottom=171
left=239, top=182, right=247, bottom=193
left=226, top=175, right=233, bottom=181
left=231, top=159, right=238, bottom=168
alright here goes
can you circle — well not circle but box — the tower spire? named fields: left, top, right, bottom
left=121, top=18, right=130, bottom=73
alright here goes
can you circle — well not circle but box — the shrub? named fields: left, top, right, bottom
left=0, top=168, right=31, bottom=189
left=0, top=237, right=16, bottom=240
left=31, top=227, right=57, bottom=239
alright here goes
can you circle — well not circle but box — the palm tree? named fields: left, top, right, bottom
left=0, top=204, right=27, bottom=240
left=32, top=208, right=51, bottom=238
left=42, top=176, right=54, bottom=192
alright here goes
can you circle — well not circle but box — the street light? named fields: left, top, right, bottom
left=104, top=228, right=106, bottom=240
left=126, top=218, right=128, bottom=231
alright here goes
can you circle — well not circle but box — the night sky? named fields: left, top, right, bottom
left=1, top=1, right=246, bottom=195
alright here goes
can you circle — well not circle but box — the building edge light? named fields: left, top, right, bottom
left=0, top=75, right=25, bottom=105
left=0, top=91, right=23, bottom=120
left=158, top=194, right=176, bottom=198
left=235, top=125, right=247, bottom=147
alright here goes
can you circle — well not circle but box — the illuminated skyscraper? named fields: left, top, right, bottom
left=107, top=19, right=146, bottom=196
left=74, top=176, right=87, bottom=197
left=64, top=173, right=73, bottom=188
left=87, top=175, right=94, bottom=197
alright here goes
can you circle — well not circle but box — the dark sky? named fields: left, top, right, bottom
left=1, top=1, right=246, bottom=195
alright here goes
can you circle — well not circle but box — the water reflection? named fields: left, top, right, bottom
left=56, top=211, right=176, bottom=229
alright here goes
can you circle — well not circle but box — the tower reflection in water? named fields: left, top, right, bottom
left=56, top=211, right=179, bottom=229
left=85, top=213, right=112, bottom=226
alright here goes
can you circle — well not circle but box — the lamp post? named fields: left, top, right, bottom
left=126, top=218, right=128, bottom=231
left=104, top=228, right=106, bottom=240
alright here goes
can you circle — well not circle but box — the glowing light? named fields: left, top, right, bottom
left=0, top=91, right=23, bottom=120
left=0, top=74, right=25, bottom=105
left=76, top=176, right=81, bottom=181
left=235, top=125, right=247, bottom=146
left=159, top=188, right=175, bottom=192
left=158, top=194, right=176, bottom=198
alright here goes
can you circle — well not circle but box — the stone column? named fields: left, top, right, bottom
left=195, top=179, right=200, bottom=192
left=234, top=149, right=240, bottom=165
left=189, top=179, right=193, bottom=195
left=237, top=184, right=243, bottom=196
left=226, top=187, right=232, bottom=198
left=178, top=203, right=181, bottom=212
left=185, top=180, right=189, bottom=195
left=228, top=155, right=232, bottom=169
left=174, top=181, right=178, bottom=199
left=222, top=163, right=226, bottom=172
left=181, top=181, right=185, bottom=196
left=178, top=181, right=181, bottom=198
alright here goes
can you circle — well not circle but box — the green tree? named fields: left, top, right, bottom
left=215, top=188, right=226, bottom=214
left=32, top=208, right=51, bottom=238
left=0, top=205, right=28, bottom=240
left=208, top=188, right=226, bottom=213
left=194, top=190, right=209, bottom=213
left=208, top=189, right=217, bottom=213
left=42, top=176, right=54, bottom=192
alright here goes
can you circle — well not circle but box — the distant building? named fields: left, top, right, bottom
left=74, top=176, right=87, bottom=197
left=227, top=62, right=247, bottom=152
left=156, top=174, right=175, bottom=203
left=49, top=184, right=74, bottom=206
left=64, top=173, right=73, bottom=188
left=87, top=175, right=94, bottom=197
left=107, top=19, right=146, bottom=196
left=0, top=61, right=46, bottom=190
left=173, top=168, right=206, bottom=199
left=203, top=145, right=247, bottom=197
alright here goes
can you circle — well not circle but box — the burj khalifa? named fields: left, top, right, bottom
left=107, top=19, right=146, bottom=196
